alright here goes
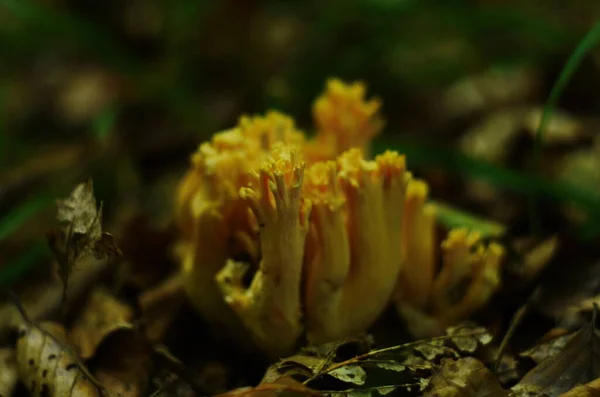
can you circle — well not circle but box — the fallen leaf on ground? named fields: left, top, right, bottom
left=215, top=376, right=320, bottom=397
left=423, top=357, right=507, bottom=397
left=519, top=331, right=575, bottom=364
left=15, top=321, right=101, bottom=397
left=93, top=329, right=153, bottom=397
left=0, top=256, right=108, bottom=339
left=0, top=348, right=18, bottom=397
left=138, top=274, right=185, bottom=342
left=556, top=377, right=600, bottom=397
left=511, top=313, right=600, bottom=397
left=446, top=324, right=494, bottom=354
left=262, top=336, right=373, bottom=385
left=69, top=287, right=134, bottom=359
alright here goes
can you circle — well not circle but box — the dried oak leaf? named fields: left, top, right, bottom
left=511, top=315, right=600, bottom=397
left=423, top=357, right=508, bottom=397
left=16, top=321, right=101, bottom=397
left=0, top=348, right=18, bottom=397
left=69, top=287, right=134, bottom=359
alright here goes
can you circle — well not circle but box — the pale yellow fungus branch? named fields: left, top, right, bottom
left=216, top=144, right=311, bottom=357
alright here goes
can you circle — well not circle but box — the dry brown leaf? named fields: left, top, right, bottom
left=138, top=274, right=185, bottom=342
left=446, top=324, right=494, bottom=354
left=520, top=332, right=575, bottom=364
left=49, top=179, right=121, bottom=301
left=70, top=287, right=134, bottom=359
left=512, top=316, right=600, bottom=397
left=262, top=336, right=373, bottom=384
left=556, top=377, right=600, bottom=397
left=15, top=321, right=101, bottom=397
left=215, top=376, right=320, bottom=397
left=93, top=329, right=153, bottom=397
left=0, top=348, right=18, bottom=397
left=0, top=256, right=108, bottom=340
left=423, top=357, right=508, bottom=397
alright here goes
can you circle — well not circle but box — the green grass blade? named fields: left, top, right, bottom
left=529, top=19, right=600, bottom=235
left=0, top=194, right=54, bottom=241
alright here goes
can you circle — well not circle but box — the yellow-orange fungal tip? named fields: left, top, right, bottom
left=442, top=228, right=469, bottom=249
left=406, top=179, right=429, bottom=200
left=488, top=242, right=506, bottom=257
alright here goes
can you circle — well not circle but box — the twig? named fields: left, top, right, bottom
left=494, top=285, right=543, bottom=374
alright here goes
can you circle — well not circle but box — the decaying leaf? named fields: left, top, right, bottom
left=328, top=366, right=366, bottom=386
left=215, top=376, right=320, bottom=397
left=423, top=357, right=508, bottom=397
left=69, top=287, right=134, bottom=359
left=138, top=274, right=185, bottom=342
left=0, top=256, right=107, bottom=339
left=48, top=179, right=121, bottom=302
left=15, top=321, right=101, bottom=397
left=519, top=332, right=575, bottom=364
left=511, top=314, right=600, bottom=397
left=93, top=329, right=153, bottom=397
left=263, top=336, right=373, bottom=384
left=0, top=348, right=18, bottom=397
left=556, top=377, right=600, bottom=397
left=446, top=324, right=494, bottom=354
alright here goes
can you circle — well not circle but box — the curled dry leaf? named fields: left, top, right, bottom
left=16, top=321, right=100, bottom=397
left=423, top=357, right=508, bottom=397
left=69, top=287, right=134, bottom=359
left=49, top=179, right=121, bottom=300
left=511, top=315, right=600, bottom=397
left=0, top=348, right=18, bottom=397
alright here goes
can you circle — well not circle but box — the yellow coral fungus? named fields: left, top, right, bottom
left=312, top=78, right=383, bottom=156
left=175, top=78, right=512, bottom=357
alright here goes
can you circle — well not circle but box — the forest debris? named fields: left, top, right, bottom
left=69, top=287, right=134, bottom=359
left=523, top=107, right=586, bottom=145
left=0, top=348, right=18, bottom=397
left=138, top=273, right=185, bottom=342
left=556, top=377, right=600, bottom=397
left=0, top=256, right=108, bottom=339
left=15, top=321, right=101, bottom=397
left=49, top=179, right=120, bottom=303
left=93, top=329, right=153, bottom=397
left=263, top=336, right=373, bottom=384
left=511, top=313, right=600, bottom=397
left=446, top=324, right=494, bottom=354
left=423, top=357, right=507, bottom=397
left=215, top=376, right=320, bottom=397
left=439, top=67, right=539, bottom=118
left=459, top=108, right=525, bottom=164
left=510, top=236, right=559, bottom=282
left=519, top=332, right=575, bottom=364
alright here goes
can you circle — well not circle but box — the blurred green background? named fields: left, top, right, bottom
left=2, top=0, right=600, bottom=285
